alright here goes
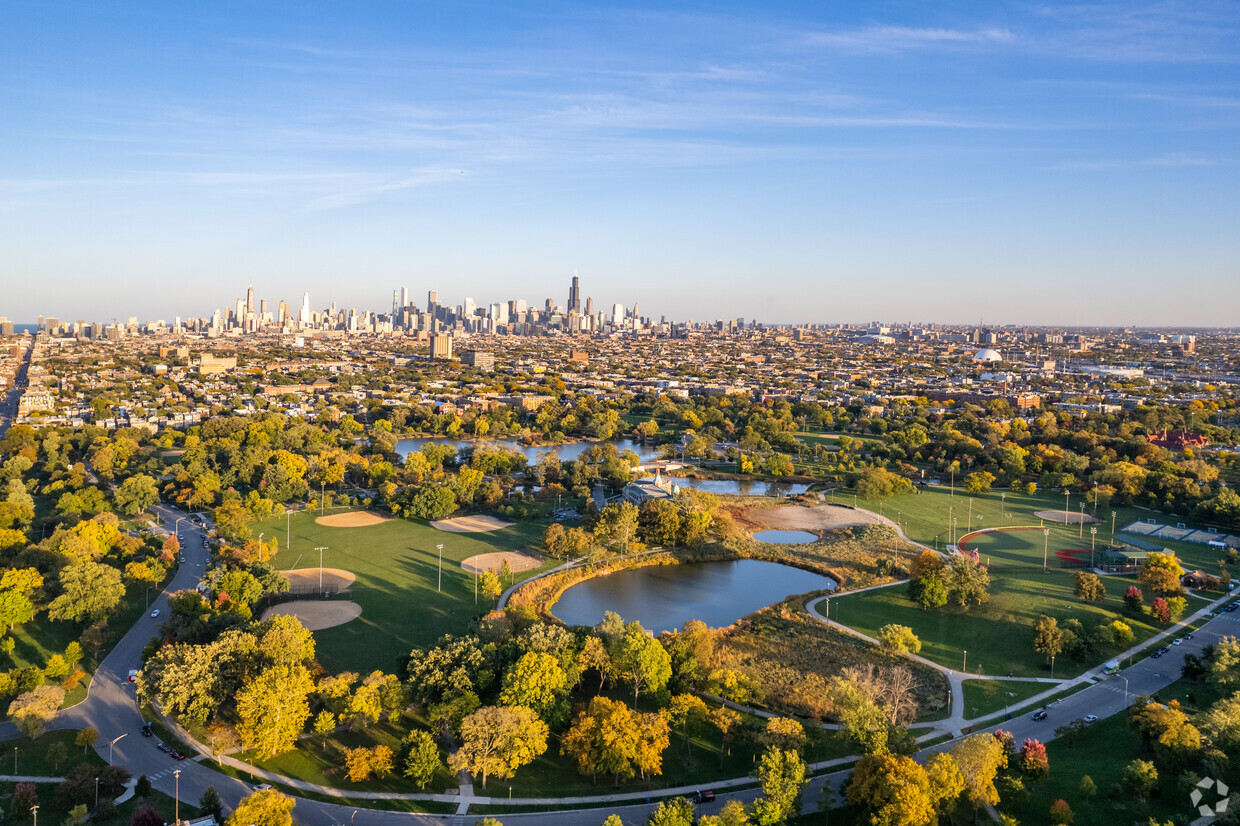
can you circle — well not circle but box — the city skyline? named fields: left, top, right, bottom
left=3, top=1, right=1239, bottom=325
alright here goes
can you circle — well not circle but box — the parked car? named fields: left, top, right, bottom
left=1173, top=638, right=1182, bottom=645
left=157, top=743, right=172, bottom=753
left=1151, top=650, right=1163, bottom=659
left=171, top=751, right=186, bottom=761
left=150, top=609, right=160, bottom=618
left=1083, top=714, right=1098, bottom=724
left=141, top=723, right=152, bottom=737
left=1031, top=709, right=1048, bottom=721
left=1184, top=632, right=1194, bottom=639
left=692, top=790, right=716, bottom=804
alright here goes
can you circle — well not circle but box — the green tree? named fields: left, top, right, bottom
left=225, top=788, right=295, bottom=826
left=647, top=797, right=695, bottom=826
left=947, top=554, right=991, bottom=608
left=1122, top=759, right=1158, bottom=800
left=200, top=786, right=223, bottom=822
left=1073, top=572, right=1106, bottom=602
left=1139, top=552, right=1186, bottom=596
left=75, top=727, right=97, bottom=753
left=113, top=474, right=160, bottom=516
left=950, top=732, right=1007, bottom=815
left=402, top=729, right=442, bottom=789
left=1033, top=615, right=1064, bottom=664
left=479, top=570, right=502, bottom=604
left=751, top=747, right=806, bottom=825
left=911, top=570, right=948, bottom=610
left=499, top=651, right=569, bottom=723
left=612, top=622, right=672, bottom=707
left=214, top=499, right=253, bottom=544
left=47, top=561, right=125, bottom=623
left=876, top=624, right=921, bottom=655
left=236, top=664, right=315, bottom=758
left=449, top=705, right=549, bottom=789
left=594, top=502, right=640, bottom=552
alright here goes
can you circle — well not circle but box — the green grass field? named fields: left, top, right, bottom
left=250, top=509, right=557, bottom=673
left=961, top=679, right=1054, bottom=720
left=828, top=522, right=1164, bottom=678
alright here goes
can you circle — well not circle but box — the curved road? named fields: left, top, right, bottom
left=4, top=499, right=1238, bottom=825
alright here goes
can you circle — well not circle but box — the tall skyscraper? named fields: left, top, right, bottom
left=246, top=285, right=255, bottom=315
left=568, top=271, right=581, bottom=314
left=584, top=296, right=593, bottom=317
left=299, top=293, right=311, bottom=325
left=427, top=290, right=438, bottom=310
left=400, top=286, right=409, bottom=309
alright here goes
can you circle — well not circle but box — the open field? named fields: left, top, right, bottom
left=745, top=502, right=887, bottom=531
left=828, top=524, right=1164, bottom=678
left=251, top=509, right=554, bottom=673
left=281, top=567, right=356, bottom=592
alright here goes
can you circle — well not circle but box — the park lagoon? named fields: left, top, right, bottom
left=550, top=558, right=836, bottom=633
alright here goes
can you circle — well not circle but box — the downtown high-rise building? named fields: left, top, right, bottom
left=568, top=271, right=581, bottom=314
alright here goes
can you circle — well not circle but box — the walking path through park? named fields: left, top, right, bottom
left=2, top=496, right=1236, bottom=826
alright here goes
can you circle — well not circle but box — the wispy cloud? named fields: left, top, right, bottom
left=1052, top=153, right=1218, bottom=171
left=803, top=26, right=1014, bottom=54
left=306, top=167, right=467, bottom=210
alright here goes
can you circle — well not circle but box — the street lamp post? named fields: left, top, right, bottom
left=95, top=777, right=99, bottom=810
left=1120, top=675, right=1130, bottom=707
left=953, top=518, right=957, bottom=547
left=1043, top=528, right=1050, bottom=572
left=1090, top=527, right=1097, bottom=569
left=30, top=804, right=37, bottom=826
left=287, top=508, right=291, bottom=554
left=1079, top=504, right=1085, bottom=539
left=962, top=650, right=967, bottom=672
left=108, top=733, right=127, bottom=765
left=437, top=544, right=444, bottom=592
left=257, top=532, right=264, bottom=562
left=1111, top=510, right=1117, bottom=543
left=1064, top=490, right=1070, bottom=526
left=1001, top=491, right=1006, bottom=517
left=174, top=768, right=181, bottom=825
left=315, top=547, right=328, bottom=594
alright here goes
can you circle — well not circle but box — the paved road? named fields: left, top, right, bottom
left=5, top=497, right=1236, bottom=825
left=0, top=338, right=33, bottom=438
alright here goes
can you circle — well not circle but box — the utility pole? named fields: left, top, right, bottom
left=174, top=768, right=181, bottom=825
left=315, top=547, right=328, bottom=594
left=1079, top=504, right=1084, bottom=539
left=257, top=533, right=264, bottom=562
left=321, top=481, right=326, bottom=515
left=1043, top=528, right=1050, bottom=572
left=437, top=544, right=444, bottom=592
left=1090, top=527, right=1097, bottom=569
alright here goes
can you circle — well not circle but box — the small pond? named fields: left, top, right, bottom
left=753, top=529, right=819, bottom=544
left=551, top=559, right=836, bottom=633
left=651, top=477, right=811, bottom=497
left=396, top=437, right=661, bottom=464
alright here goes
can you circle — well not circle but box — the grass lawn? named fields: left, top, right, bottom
left=998, top=678, right=1233, bottom=825
left=828, top=524, right=1165, bottom=678
left=14, top=729, right=107, bottom=775
left=238, top=717, right=458, bottom=794
left=250, top=509, right=557, bottom=674
left=9, top=575, right=170, bottom=710
left=0, top=781, right=200, bottom=826
left=961, top=679, right=1055, bottom=720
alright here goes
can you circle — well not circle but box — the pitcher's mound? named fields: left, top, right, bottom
left=1035, top=510, right=1100, bottom=525
left=281, top=567, right=356, bottom=592
left=431, top=514, right=514, bottom=533
left=461, top=551, right=543, bottom=575
left=316, top=511, right=393, bottom=527
left=260, top=601, right=362, bottom=631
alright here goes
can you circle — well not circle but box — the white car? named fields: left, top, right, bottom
left=1083, top=714, right=1098, bottom=724
left=150, top=609, right=160, bottom=618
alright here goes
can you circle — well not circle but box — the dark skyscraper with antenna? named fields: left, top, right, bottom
left=568, top=271, right=581, bottom=314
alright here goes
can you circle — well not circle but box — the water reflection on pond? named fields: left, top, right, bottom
left=396, top=437, right=661, bottom=463
left=753, top=529, right=819, bottom=544
left=551, top=559, right=836, bottom=633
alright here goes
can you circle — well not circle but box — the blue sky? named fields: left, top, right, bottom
left=2, top=1, right=1237, bottom=326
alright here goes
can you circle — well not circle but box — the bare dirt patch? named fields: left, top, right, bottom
left=461, top=551, right=543, bottom=575
left=260, top=600, right=362, bottom=631
left=746, top=503, right=886, bottom=531
left=315, top=511, right=394, bottom=528
left=281, top=567, right=357, bottom=592
left=1034, top=510, right=1101, bottom=525
left=430, top=514, right=515, bottom=533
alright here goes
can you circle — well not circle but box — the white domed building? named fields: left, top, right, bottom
left=972, top=348, right=1003, bottom=363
